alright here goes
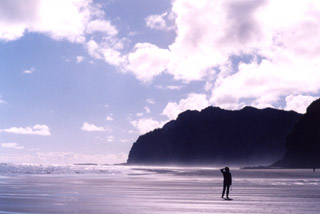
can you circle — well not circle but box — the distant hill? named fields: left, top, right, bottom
left=273, top=98, right=320, bottom=168
left=127, top=106, right=302, bottom=165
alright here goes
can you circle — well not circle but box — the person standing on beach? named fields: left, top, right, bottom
left=220, top=167, right=232, bottom=199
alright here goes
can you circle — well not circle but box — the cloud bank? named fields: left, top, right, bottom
left=1, top=143, right=24, bottom=150
left=81, top=122, right=106, bottom=132
left=0, top=95, right=6, bottom=104
left=0, top=0, right=110, bottom=42
left=130, top=118, right=167, bottom=135
left=2, top=0, right=320, bottom=116
left=0, top=124, right=51, bottom=136
left=128, top=0, right=320, bottom=112
left=284, top=95, right=318, bottom=114
left=162, top=93, right=210, bottom=120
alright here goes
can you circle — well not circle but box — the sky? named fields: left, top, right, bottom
left=1, top=0, right=320, bottom=164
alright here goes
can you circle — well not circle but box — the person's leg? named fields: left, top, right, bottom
left=222, top=184, right=226, bottom=198
left=226, top=185, right=230, bottom=198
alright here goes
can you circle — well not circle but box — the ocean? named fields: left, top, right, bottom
left=0, top=164, right=319, bottom=213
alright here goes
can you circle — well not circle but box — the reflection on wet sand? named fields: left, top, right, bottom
left=0, top=166, right=319, bottom=214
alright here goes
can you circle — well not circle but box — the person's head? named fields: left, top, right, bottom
left=225, top=167, right=230, bottom=173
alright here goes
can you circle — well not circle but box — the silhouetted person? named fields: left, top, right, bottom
left=221, top=167, right=232, bottom=199
left=313, top=168, right=316, bottom=172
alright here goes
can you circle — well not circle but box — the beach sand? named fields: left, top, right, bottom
left=0, top=166, right=319, bottom=214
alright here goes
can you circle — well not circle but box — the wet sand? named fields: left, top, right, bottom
left=0, top=167, right=319, bottom=213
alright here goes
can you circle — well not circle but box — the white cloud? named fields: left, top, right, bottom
left=144, top=106, right=151, bottom=114
left=0, top=0, right=100, bottom=42
left=284, top=95, right=318, bottom=114
left=106, top=136, right=114, bottom=142
left=0, top=0, right=128, bottom=78
left=155, top=85, right=183, bottom=90
left=130, top=118, right=168, bottom=135
left=128, top=130, right=137, bottom=134
left=0, top=0, right=120, bottom=43
left=128, top=31, right=139, bottom=37
left=146, top=99, right=155, bottom=105
left=23, top=67, right=35, bottom=74
left=87, top=39, right=102, bottom=59
left=136, top=112, right=144, bottom=117
left=3, top=0, right=320, bottom=111
left=126, top=43, right=171, bottom=82
left=136, top=106, right=151, bottom=118
left=210, top=56, right=320, bottom=110
left=0, top=95, right=6, bottom=104
left=86, top=19, right=118, bottom=35
left=0, top=124, right=51, bottom=136
left=95, top=135, right=114, bottom=142
left=0, top=152, right=128, bottom=165
left=127, top=0, right=264, bottom=82
left=163, top=0, right=267, bottom=82
left=197, top=0, right=320, bottom=108
left=119, top=138, right=129, bottom=143
left=167, top=85, right=183, bottom=90
left=81, top=122, right=106, bottom=132
left=162, top=93, right=210, bottom=120
left=125, top=0, right=320, bottom=109
left=1, top=143, right=24, bottom=150
left=76, top=56, right=84, bottom=63
left=96, top=135, right=115, bottom=142
left=23, top=70, right=32, bottom=74
left=106, top=116, right=113, bottom=121
left=86, top=38, right=126, bottom=66
left=145, top=12, right=170, bottom=30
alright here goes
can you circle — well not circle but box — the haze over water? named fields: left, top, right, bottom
left=1, top=164, right=319, bottom=214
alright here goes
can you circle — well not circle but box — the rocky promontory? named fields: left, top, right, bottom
left=273, top=98, right=320, bottom=168
left=127, top=106, right=302, bottom=165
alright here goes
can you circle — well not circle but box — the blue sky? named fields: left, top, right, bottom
left=1, top=0, right=320, bottom=164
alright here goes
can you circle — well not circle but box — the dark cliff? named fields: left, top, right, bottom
left=273, top=98, right=320, bottom=168
left=127, top=106, right=302, bottom=165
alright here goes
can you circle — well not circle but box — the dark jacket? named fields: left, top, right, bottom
left=221, top=169, right=232, bottom=186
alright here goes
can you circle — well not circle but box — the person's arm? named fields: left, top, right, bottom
left=220, top=168, right=224, bottom=173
